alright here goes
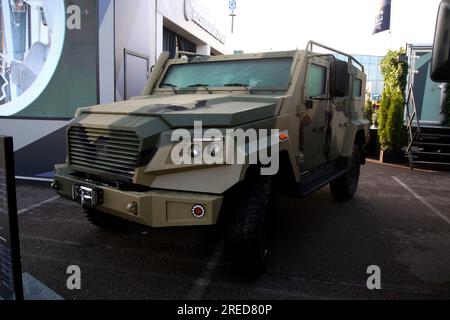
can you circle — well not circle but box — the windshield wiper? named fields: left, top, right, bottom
left=224, top=83, right=249, bottom=87
left=224, top=83, right=253, bottom=94
left=160, top=83, right=179, bottom=94
left=185, top=84, right=212, bottom=94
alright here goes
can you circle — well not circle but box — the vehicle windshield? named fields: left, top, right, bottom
left=159, top=57, right=293, bottom=90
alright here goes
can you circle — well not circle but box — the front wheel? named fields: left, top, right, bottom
left=225, top=172, right=277, bottom=278
left=330, top=145, right=361, bottom=201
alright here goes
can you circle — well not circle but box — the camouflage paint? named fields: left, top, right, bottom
left=54, top=46, right=369, bottom=227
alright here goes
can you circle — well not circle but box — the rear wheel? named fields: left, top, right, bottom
left=330, top=145, right=361, bottom=201
left=225, top=172, right=276, bottom=277
left=84, top=208, right=127, bottom=231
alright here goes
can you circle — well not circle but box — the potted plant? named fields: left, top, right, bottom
left=377, top=49, right=408, bottom=163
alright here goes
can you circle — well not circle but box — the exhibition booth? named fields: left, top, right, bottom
left=0, top=0, right=230, bottom=179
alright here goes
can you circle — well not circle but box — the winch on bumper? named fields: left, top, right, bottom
left=52, top=164, right=223, bottom=228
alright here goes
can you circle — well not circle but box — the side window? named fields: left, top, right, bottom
left=352, top=78, right=362, bottom=97
left=307, top=64, right=327, bottom=97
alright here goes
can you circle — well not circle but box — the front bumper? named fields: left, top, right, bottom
left=53, top=164, right=223, bottom=228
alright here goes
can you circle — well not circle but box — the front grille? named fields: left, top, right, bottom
left=68, top=127, right=141, bottom=180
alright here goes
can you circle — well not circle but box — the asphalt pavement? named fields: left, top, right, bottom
left=16, top=161, right=450, bottom=300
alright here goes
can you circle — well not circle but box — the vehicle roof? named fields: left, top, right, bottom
left=170, top=49, right=365, bottom=75
left=171, top=50, right=303, bottom=64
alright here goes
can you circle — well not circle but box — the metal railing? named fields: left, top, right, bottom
left=405, top=85, right=422, bottom=166
left=306, top=40, right=365, bottom=73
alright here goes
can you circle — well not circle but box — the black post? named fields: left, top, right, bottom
left=0, top=136, right=24, bottom=301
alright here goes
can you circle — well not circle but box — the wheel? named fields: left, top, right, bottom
left=330, top=145, right=361, bottom=201
left=225, top=171, right=277, bottom=278
left=84, top=208, right=127, bottom=231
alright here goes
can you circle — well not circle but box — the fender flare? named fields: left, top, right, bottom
left=343, top=120, right=370, bottom=160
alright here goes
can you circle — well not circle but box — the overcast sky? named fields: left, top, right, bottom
left=217, top=0, right=442, bottom=55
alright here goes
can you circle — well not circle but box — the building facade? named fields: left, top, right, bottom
left=0, top=0, right=230, bottom=179
left=406, top=44, right=444, bottom=125
left=352, top=54, right=385, bottom=99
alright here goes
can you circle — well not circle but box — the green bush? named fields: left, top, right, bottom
left=378, top=49, right=408, bottom=151
left=379, top=88, right=407, bottom=150
left=378, top=90, right=390, bottom=138
left=442, top=84, right=450, bottom=127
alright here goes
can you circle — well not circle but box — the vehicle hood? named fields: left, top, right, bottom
left=73, top=94, right=281, bottom=131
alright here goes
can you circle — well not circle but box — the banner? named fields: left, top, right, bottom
left=373, top=0, right=392, bottom=35
left=0, top=0, right=99, bottom=118
left=0, top=137, right=23, bottom=301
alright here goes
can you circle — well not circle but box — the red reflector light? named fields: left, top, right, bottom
left=192, top=205, right=206, bottom=218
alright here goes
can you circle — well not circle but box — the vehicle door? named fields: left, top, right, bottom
left=300, top=58, right=330, bottom=170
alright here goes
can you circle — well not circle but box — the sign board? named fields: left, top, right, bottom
left=184, top=0, right=226, bottom=44
left=229, top=0, right=237, bottom=11
left=0, top=137, right=23, bottom=301
left=373, top=0, right=391, bottom=35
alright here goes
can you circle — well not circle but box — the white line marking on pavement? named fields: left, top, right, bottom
left=393, top=176, right=450, bottom=226
left=18, top=196, right=60, bottom=215
left=187, top=241, right=223, bottom=300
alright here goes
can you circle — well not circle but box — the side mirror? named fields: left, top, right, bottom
left=330, top=60, right=349, bottom=98
left=431, top=0, right=450, bottom=82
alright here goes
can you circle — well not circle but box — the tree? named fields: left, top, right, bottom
left=378, top=49, right=408, bottom=151
left=365, top=96, right=374, bottom=125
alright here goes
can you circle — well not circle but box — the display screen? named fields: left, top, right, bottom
left=0, top=137, right=23, bottom=300
left=0, top=0, right=98, bottom=119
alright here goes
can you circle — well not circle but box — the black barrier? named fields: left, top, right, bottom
left=0, top=136, right=23, bottom=301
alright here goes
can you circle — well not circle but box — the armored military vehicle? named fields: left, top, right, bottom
left=53, top=41, right=369, bottom=275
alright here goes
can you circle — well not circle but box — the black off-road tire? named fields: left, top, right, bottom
left=84, top=208, right=127, bottom=231
left=330, top=145, right=361, bottom=201
left=225, top=172, right=276, bottom=278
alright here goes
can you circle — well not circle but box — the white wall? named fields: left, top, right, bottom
left=112, top=0, right=231, bottom=101
left=114, top=0, right=158, bottom=100
left=157, top=0, right=231, bottom=55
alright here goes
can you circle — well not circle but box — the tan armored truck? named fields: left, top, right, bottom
left=53, top=41, right=370, bottom=275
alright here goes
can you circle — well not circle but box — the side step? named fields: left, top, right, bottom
left=298, top=158, right=349, bottom=198
left=408, top=135, right=450, bottom=170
